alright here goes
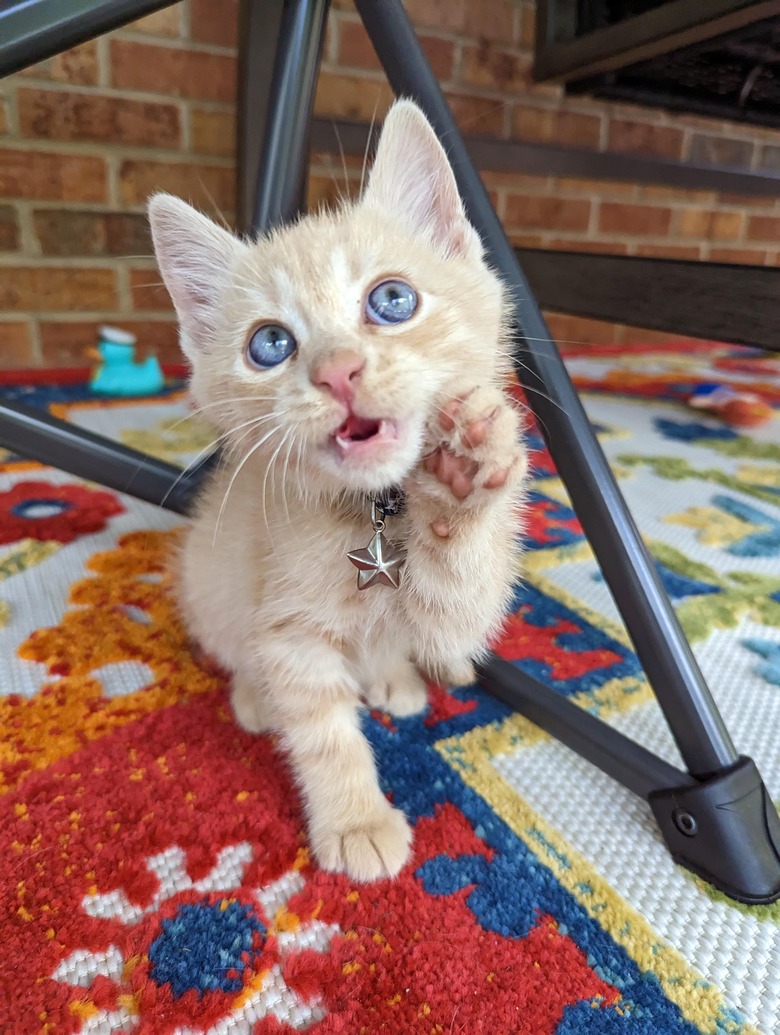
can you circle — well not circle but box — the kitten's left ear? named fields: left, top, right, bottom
left=362, top=99, right=482, bottom=259
left=148, top=193, right=246, bottom=355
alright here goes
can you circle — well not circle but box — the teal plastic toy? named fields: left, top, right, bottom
left=88, top=326, right=164, bottom=396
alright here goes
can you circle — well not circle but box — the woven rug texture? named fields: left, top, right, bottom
left=1, top=343, right=779, bottom=1035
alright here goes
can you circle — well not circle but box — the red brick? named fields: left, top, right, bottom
left=717, top=192, right=774, bottom=208
left=557, top=177, right=636, bottom=198
left=464, top=1, right=517, bottom=42
left=513, top=105, right=601, bottom=148
left=547, top=238, right=629, bottom=255
left=598, top=202, right=672, bottom=236
left=482, top=172, right=550, bottom=193
left=119, top=158, right=235, bottom=213
left=688, top=133, right=754, bottom=168
left=709, top=247, right=768, bottom=264
left=0, top=321, right=34, bottom=368
left=403, top=0, right=515, bottom=40
left=403, top=0, right=466, bottom=33
left=0, top=149, right=107, bottom=202
left=0, top=267, right=117, bottom=312
left=759, top=145, right=780, bottom=172
left=421, top=35, right=457, bottom=80
left=608, top=119, right=684, bottom=159
left=337, top=19, right=454, bottom=79
left=20, top=41, right=99, bottom=86
left=461, top=44, right=531, bottom=95
left=33, top=210, right=153, bottom=257
left=129, top=267, right=174, bottom=311
left=335, top=18, right=380, bottom=70
left=543, top=311, right=619, bottom=347
left=190, top=0, right=239, bottom=47
left=639, top=185, right=715, bottom=204
left=444, top=92, right=505, bottom=137
left=518, top=4, right=535, bottom=50
left=747, top=215, right=780, bottom=241
left=0, top=205, right=20, bottom=250
left=676, top=209, right=743, bottom=241
left=40, top=320, right=181, bottom=367
left=505, top=194, right=591, bottom=232
left=191, top=107, right=235, bottom=157
left=508, top=233, right=546, bottom=248
left=132, top=5, right=183, bottom=37
left=18, top=88, right=181, bottom=148
left=314, top=72, right=393, bottom=122
left=636, top=244, right=702, bottom=260
left=307, top=172, right=359, bottom=211
left=309, top=152, right=365, bottom=176
left=111, top=41, right=236, bottom=103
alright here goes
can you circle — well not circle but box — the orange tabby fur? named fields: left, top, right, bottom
left=149, top=100, right=527, bottom=882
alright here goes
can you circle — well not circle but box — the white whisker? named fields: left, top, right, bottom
left=159, top=436, right=224, bottom=508
left=360, top=101, right=380, bottom=196
left=279, top=429, right=297, bottom=529
left=294, top=432, right=308, bottom=508
left=333, top=122, right=351, bottom=202
left=265, top=427, right=293, bottom=534
left=212, top=424, right=282, bottom=547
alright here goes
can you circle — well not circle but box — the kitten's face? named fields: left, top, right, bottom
left=150, top=101, right=508, bottom=497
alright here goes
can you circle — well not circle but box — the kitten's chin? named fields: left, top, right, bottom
left=315, top=417, right=421, bottom=491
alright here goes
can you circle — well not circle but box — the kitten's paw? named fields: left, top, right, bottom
left=436, top=658, right=477, bottom=687
left=231, top=676, right=274, bottom=734
left=365, top=661, right=428, bottom=717
left=313, top=802, right=412, bottom=882
left=417, top=386, right=526, bottom=526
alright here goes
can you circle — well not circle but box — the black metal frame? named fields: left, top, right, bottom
left=1, top=0, right=779, bottom=903
left=533, top=0, right=778, bottom=83
left=516, top=248, right=780, bottom=351
left=309, top=114, right=780, bottom=198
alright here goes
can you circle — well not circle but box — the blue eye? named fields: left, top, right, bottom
left=245, top=324, right=297, bottom=369
left=366, top=279, right=418, bottom=325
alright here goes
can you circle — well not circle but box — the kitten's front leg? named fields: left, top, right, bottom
left=243, top=637, right=412, bottom=882
left=402, top=385, right=527, bottom=679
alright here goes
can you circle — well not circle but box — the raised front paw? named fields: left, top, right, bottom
left=414, top=386, right=526, bottom=533
left=312, top=800, right=412, bottom=882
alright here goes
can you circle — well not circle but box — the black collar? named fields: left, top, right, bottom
left=375, top=488, right=405, bottom=517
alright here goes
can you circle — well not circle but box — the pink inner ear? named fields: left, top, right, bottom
left=364, top=103, right=478, bottom=258
left=428, top=178, right=473, bottom=258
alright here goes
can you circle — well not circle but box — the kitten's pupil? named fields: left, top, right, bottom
left=246, top=324, right=297, bottom=369
left=366, top=279, right=418, bottom=325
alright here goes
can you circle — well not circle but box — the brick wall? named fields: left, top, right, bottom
left=1, top=0, right=779, bottom=368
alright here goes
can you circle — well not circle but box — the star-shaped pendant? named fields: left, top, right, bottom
left=347, top=529, right=405, bottom=590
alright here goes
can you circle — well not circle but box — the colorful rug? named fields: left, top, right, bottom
left=2, top=344, right=779, bottom=1035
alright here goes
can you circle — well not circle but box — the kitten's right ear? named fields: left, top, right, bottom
left=148, top=193, right=245, bottom=352
left=362, top=99, right=481, bottom=259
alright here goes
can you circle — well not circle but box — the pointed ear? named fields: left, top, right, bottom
left=148, top=193, right=245, bottom=353
left=362, top=99, right=481, bottom=258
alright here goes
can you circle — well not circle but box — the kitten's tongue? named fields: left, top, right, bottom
left=337, top=414, right=381, bottom=442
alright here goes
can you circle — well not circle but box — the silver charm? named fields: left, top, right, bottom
left=347, top=498, right=405, bottom=591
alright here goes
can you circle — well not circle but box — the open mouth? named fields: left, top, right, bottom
left=335, top=414, right=382, bottom=448
left=328, top=414, right=401, bottom=459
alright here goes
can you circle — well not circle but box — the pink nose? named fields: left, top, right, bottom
left=311, top=350, right=365, bottom=403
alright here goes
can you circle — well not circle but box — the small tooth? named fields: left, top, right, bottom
left=336, top=435, right=349, bottom=449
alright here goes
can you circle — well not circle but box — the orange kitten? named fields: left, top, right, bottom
left=149, top=100, right=527, bottom=882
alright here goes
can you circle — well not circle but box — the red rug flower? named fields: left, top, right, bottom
left=0, top=480, right=124, bottom=545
